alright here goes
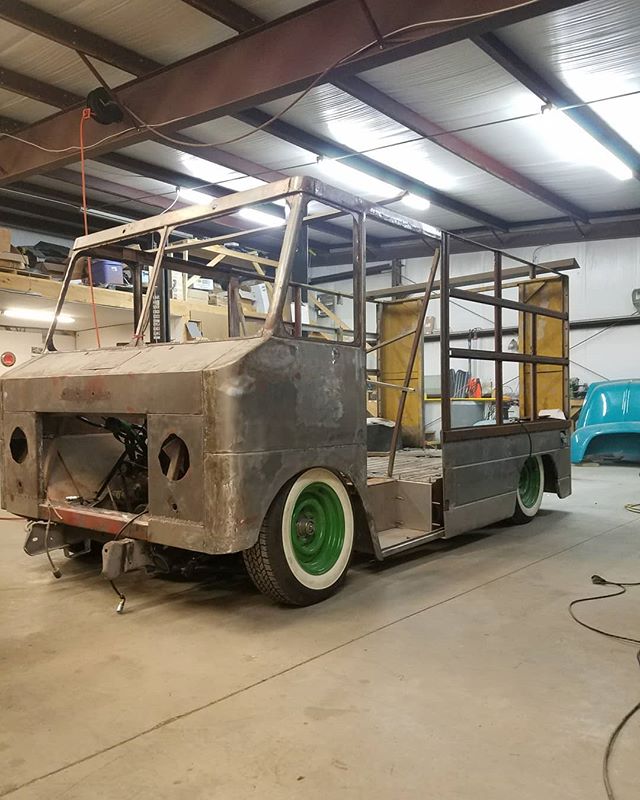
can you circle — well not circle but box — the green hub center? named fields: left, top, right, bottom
left=518, top=457, right=541, bottom=508
left=290, top=482, right=345, bottom=575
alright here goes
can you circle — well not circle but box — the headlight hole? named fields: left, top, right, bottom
left=159, top=434, right=190, bottom=481
left=10, top=427, right=28, bottom=464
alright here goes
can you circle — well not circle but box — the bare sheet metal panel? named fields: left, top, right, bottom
left=442, top=426, right=571, bottom=537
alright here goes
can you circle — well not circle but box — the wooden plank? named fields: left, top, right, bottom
left=378, top=298, right=424, bottom=446
left=309, top=291, right=350, bottom=331
left=519, top=276, right=567, bottom=417
left=0, top=272, right=233, bottom=323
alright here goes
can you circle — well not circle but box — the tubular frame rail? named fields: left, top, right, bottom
left=439, top=231, right=570, bottom=441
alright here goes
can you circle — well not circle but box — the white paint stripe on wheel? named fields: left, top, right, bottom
left=281, top=468, right=353, bottom=591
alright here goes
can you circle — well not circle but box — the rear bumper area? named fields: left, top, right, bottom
left=38, top=503, right=149, bottom=539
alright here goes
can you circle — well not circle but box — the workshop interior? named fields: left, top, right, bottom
left=0, top=2, right=638, bottom=799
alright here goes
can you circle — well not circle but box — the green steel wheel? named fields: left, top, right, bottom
left=511, top=455, right=545, bottom=524
left=243, top=468, right=354, bottom=606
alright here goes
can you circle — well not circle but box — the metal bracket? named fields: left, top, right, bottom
left=63, top=540, right=93, bottom=559
left=23, top=521, right=86, bottom=557
left=101, top=537, right=154, bottom=580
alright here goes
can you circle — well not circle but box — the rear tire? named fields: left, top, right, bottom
left=243, top=468, right=354, bottom=606
left=510, top=455, right=544, bottom=524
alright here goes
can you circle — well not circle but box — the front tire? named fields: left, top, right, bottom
left=243, top=468, right=354, bottom=606
left=510, top=455, right=544, bottom=524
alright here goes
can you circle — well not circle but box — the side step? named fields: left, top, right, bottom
left=378, top=527, right=444, bottom=557
left=366, top=478, right=444, bottom=558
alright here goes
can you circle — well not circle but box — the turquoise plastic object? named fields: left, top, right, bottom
left=571, top=379, right=640, bottom=464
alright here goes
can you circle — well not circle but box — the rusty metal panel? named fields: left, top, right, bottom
left=442, top=426, right=571, bottom=537
left=2, top=339, right=262, bottom=414
left=43, top=432, right=123, bottom=502
left=145, top=518, right=208, bottom=552
left=203, top=337, right=367, bottom=454
left=2, top=412, right=40, bottom=517
left=147, top=414, right=204, bottom=523
left=203, top=444, right=367, bottom=554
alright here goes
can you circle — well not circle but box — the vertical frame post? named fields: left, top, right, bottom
left=159, top=266, right=171, bottom=343
left=494, top=250, right=503, bottom=424
left=439, top=233, right=451, bottom=433
left=131, top=226, right=170, bottom=346
left=387, top=248, right=440, bottom=477
left=228, top=276, right=244, bottom=337
left=264, top=193, right=306, bottom=336
left=562, top=274, right=570, bottom=419
left=44, top=250, right=82, bottom=351
left=132, top=263, right=143, bottom=332
left=530, top=312, right=538, bottom=420
left=353, top=212, right=367, bottom=348
left=293, top=286, right=302, bottom=337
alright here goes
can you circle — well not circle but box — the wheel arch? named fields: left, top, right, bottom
left=540, top=453, right=558, bottom=494
left=258, top=466, right=377, bottom=557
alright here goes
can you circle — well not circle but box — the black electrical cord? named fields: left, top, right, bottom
left=569, top=576, right=640, bottom=644
left=512, top=417, right=533, bottom=459
left=108, top=507, right=148, bottom=614
left=43, top=506, right=62, bottom=579
left=569, top=575, right=640, bottom=800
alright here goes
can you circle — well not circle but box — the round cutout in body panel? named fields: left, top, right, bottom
left=159, top=435, right=190, bottom=481
left=10, top=427, right=28, bottom=463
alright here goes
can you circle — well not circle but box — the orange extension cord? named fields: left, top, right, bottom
left=79, top=107, right=101, bottom=348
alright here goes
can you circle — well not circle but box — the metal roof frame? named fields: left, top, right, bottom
left=0, top=0, right=587, bottom=183
left=474, top=31, right=640, bottom=181
left=0, top=0, right=637, bottom=257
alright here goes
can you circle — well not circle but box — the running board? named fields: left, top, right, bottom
left=378, top=527, right=444, bottom=557
left=367, top=478, right=442, bottom=559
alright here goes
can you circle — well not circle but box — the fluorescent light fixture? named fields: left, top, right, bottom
left=375, top=146, right=456, bottom=191
left=87, top=208, right=133, bottom=223
left=563, top=71, right=640, bottom=152
left=402, top=193, right=431, bottom=211
left=224, top=176, right=266, bottom=192
left=3, top=307, right=75, bottom=324
left=238, top=207, right=285, bottom=228
left=178, top=187, right=215, bottom=205
left=178, top=153, right=237, bottom=185
left=317, top=157, right=399, bottom=198
left=327, top=119, right=456, bottom=190
left=539, top=107, right=632, bottom=181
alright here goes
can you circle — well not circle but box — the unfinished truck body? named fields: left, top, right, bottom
left=1, top=178, right=573, bottom=605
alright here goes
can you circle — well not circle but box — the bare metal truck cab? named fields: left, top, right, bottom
left=1, top=178, right=572, bottom=605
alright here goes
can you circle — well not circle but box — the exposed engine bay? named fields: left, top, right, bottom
left=44, top=413, right=149, bottom=513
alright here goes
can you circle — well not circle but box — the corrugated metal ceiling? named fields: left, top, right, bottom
left=499, top=0, right=640, bottom=151
left=183, top=117, right=484, bottom=229
left=461, top=117, right=640, bottom=214
left=259, top=83, right=559, bottom=222
left=25, top=0, right=235, bottom=63
left=238, top=0, right=317, bottom=21
left=0, top=0, right=638, bottom=248
left=0, top=87, right=54, bottom=122
left=360, top=40, right=536, bottom=131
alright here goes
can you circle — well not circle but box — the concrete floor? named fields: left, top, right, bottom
left=1, top=465, right=639, bottom=799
